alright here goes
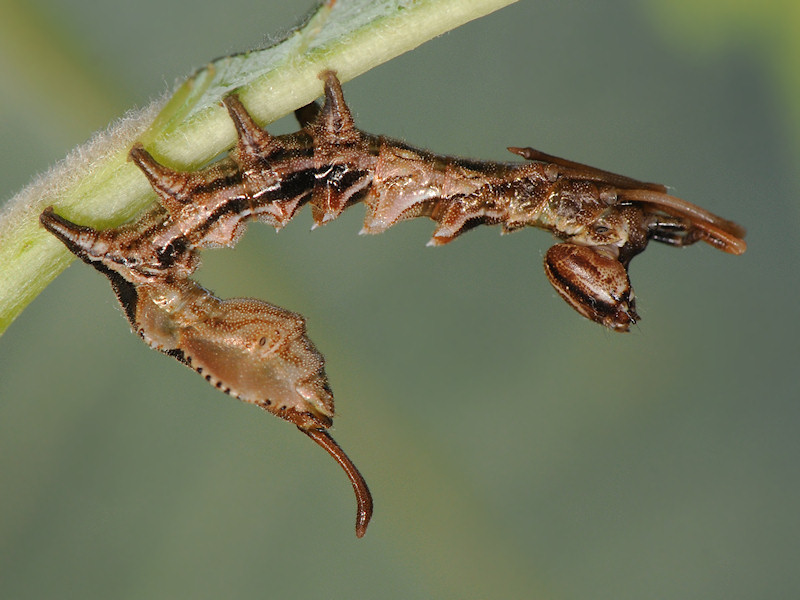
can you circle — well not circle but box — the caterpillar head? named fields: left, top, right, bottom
left=544, top=243, right=638, bottom=332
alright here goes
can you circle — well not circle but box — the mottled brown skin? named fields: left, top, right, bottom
left=544, top=244, right=638, bottom=332
left=40, top=70, right=746, bottom=537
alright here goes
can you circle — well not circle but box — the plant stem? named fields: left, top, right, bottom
left=0, top=0, right=516, bottom=335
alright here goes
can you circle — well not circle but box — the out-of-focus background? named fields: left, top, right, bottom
left=1, top=1, right=798, bottom=598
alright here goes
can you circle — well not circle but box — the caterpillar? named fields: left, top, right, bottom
left=40, top=71, right=746, bottom=538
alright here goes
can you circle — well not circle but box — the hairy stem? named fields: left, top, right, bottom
left=0, top=0, right=516, bottom=335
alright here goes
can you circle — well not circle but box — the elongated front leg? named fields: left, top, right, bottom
left=616, top=188, right=746, bottom=255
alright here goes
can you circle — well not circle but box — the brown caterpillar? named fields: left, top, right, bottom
left=40, top=71, right=746, bottom=537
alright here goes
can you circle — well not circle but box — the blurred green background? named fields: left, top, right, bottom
left=1, top=1, right=798, bottom=598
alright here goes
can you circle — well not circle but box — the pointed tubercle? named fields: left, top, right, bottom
left=39, top=207, right=100, bottom=261
left=316, top=70, right=358, bottom=143
left=128, top=144, right=193, bottom=216
left=222, top=95, right=275, bottom=155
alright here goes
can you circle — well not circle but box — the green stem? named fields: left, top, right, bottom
left=0, top=0, right=517, bottom=335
